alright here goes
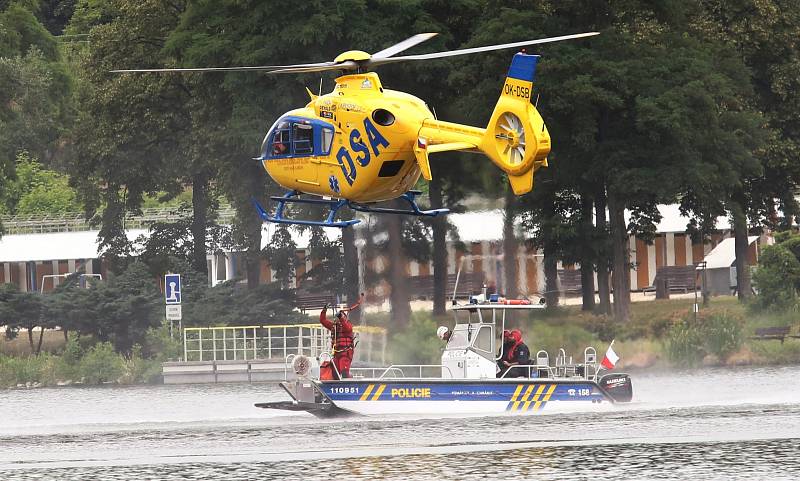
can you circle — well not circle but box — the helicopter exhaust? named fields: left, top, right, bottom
left=415, top=53, right=550, bottom=195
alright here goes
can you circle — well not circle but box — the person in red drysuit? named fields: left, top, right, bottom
left=320, top=301, right=359, bottom=379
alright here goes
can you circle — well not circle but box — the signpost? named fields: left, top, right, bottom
left=165, top=274, right=182, bottom=335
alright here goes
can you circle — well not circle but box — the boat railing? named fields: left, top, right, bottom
left=182, top=324, right=386, bottom=364
left=584, top=347, right=599, bottom=381
left=350, top=367, right=405, bottom=379
left=284, top=353, right=297, bottom=380
left=377, top=365, right=455, bottom=380
left=500, top=347, right=600, bottom=380
left=348, top=364, right=454, bottom=380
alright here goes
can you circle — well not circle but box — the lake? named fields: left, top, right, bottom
left=1, top=366, right=799, bottom=480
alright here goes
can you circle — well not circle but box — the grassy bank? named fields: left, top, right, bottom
left=386, top=297, right=800, bottom=368
left=0, top=324, right=180, bottom=389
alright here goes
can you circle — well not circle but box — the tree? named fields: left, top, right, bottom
left=1, top=2, right=73, bottom=232
left=752, top=243, right=800, bottom=311
left=68, top=0, right=218, bottom=276
left=1, top=152, right=81, bottom=215
left=91, top=262, right=161, bottom=353
left=0, top=283, right=47, bottom=354
left=264, top=226, right=299, bottom=289
left=692, top=1, right=800, bottom=300
left=512, top=1, right=767, bottom=322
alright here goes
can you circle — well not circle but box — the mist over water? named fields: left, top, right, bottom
left=1, top=366, right=799, bottom=480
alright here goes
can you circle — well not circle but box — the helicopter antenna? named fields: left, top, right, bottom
left=535, top=93, right=540, bottom=108
left=432, top=106, right=438, bottom=120
left=319, top=77, right=323, bottom=96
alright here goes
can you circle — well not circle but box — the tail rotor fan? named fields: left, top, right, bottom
left=495, top=112, right=527, bottom=167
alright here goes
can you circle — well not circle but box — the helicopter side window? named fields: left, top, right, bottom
left=320, top=127, right=334, bottom=155
left=293, top=124, right=313, bottom=155
left=270, top=121, right=292, bottom=157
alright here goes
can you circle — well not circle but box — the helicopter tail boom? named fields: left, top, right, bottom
left=414, top=53, right=550, bottom=195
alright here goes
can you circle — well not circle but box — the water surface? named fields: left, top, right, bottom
left=1, top=366, right=798, bottom=480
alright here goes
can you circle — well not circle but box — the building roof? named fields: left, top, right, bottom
left=0, top=229, right=147, bottom=263
left=0, top=204, right=738, bottom=262
left=698, top=236, right=759, bottom=270
left=647, top=204, right=731, bottom=234
left=448, top=210, right=505, bottom=243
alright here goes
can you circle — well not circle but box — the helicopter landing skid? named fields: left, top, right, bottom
left=252, top=192, right=361, bottom=228
left=348, top=190, right=450, bottom=217
left=252, top=190, right=449, bottom=229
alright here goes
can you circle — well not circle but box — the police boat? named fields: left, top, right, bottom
left=256, top=297, right=633, bottom=418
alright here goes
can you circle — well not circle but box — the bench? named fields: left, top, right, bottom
left=294, top=293, right=338, bottom=313
left=751, top=326, right=793, bottom=343
left=557, top=269, right=582, bottom=296
left=643, top=265, right=697, bottom=294
left=409, top=271, right=486, bottom=300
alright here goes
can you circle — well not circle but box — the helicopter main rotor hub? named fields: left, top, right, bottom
left=334, top=50, right=371, bottom=63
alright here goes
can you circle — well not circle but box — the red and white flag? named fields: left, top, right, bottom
left=601, top=341, right=619, bottom=369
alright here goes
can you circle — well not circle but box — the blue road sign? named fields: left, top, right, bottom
left=165, top=274, right=181, bottom=304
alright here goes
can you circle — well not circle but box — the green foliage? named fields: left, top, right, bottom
left=42, top=263, right=162, bottom=353
left=80, top=342, right=123, bottom=384
left=1, top=152, right=81, bottom=215
left=389, top=313, right=444, bottom=365
left=0, top=282, right=48, bottom=353
left=119, top=344, right=162, bottom=384
left=703, top=312, right=745, bottom=360
left=143, top=321, right=182, bottom=361
left=529, top=321, right=599, bottom=360
left=0, top=353, right=58, bottom=386
left=0, top=2, right=59, bottom=59
left=56, top=334, right=83, bottom=380
left=182, top=279, right=304, bottom=327
left=664, top=319, right=707, bottom=367
left=264, top=227, right=298, bottom=288
left=301, top=227, right=345, bottom=294
left=753, top=242, right=800, bottom=311
left=664, top=309, right=744, bottom=366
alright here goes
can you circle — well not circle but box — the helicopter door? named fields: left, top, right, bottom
left=292, top=123, right=317, bottom=185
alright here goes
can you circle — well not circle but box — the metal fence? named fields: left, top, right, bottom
left=182, top=324, right=387, bottom=364
left=1, top=206, right=236, bottom=234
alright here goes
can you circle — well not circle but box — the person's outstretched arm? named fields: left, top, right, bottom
left=319, top=304, right=334, bottom=330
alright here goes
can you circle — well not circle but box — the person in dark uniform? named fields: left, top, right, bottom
left=499, top=329, right=531, bottom=378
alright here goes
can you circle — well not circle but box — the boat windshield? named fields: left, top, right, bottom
left=446, top=325, right=471, bottom=349
left=446, top=324, right=492, bottom=351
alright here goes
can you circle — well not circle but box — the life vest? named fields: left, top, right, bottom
left=332, top=325, right=354, bottom=355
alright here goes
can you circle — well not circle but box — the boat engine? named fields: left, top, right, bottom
left=599, top=373, right=633, bottom=402
left=292, top=355, right=320, bottom=380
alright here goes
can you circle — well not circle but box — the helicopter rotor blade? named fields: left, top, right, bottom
left=112, top=32, right=598, bottom=74
left=368, top=32, right=599, bottom=67
left=110, top=61, right=338, bottom=74
left=267, top=61, right=359, bottom=74
left=371, top=33, right=438, bottom=59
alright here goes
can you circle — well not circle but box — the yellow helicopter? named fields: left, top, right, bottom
left=114, top=32, right=598, bottom=227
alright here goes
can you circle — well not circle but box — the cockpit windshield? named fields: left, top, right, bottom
left=270, top=121, right=291, bottom=156
left=260, top=116, right=335, bottom=160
